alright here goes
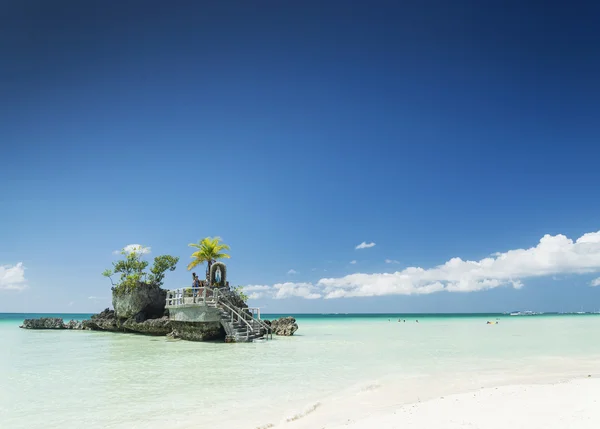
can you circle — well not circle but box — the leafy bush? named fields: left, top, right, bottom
left=232, top=285, right=249, bottom=303
left=148, top=255, right=178, bottom=286
left=103, top=247, right=179, bottom=295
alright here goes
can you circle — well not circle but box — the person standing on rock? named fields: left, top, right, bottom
left=192, top=273, right=200, bottom=295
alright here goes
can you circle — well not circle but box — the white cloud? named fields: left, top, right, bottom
left=68, top=301, right=74, bottom=307
left=113, top=244, right=151, bottom=255
left=243, top=285, right=271, bottom=292
left=318, top=232, right=600, bottom=298
left=287, top=269, right=298, bottom=275
left=245, top=283, right=321, bottom=300
left=355, top=242, right=376, bottom=249
left=242, top=285, right=272, bottom=299
left=0, top=263, right=27, bottom=290
left=88, top=296, right=108, bottom=300
left=273, top=282, right=321, bottom=300
left=247, top=231, right=600, bottom=300
left=350, top=260, right=357, bottom=264
left=385, top=259, right=400, bottom=264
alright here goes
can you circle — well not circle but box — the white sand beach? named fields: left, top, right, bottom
left=285, top=377, right=600, bottom=429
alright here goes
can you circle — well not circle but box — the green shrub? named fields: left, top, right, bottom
left=103, top=246, right=179, bottom=295
left=233, top=285, right=249, bottom=303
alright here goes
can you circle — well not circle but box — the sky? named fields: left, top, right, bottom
left=2, top=0, right=600, bottom=313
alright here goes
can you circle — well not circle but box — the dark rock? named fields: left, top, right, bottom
left=268, top=317, right=298, bottom=336
left=132, top=311, right=147, bottom=323
left=112, top=283, right=166, bottom=320
left=217, top=287, right=248, bottom=310
left=122, top=316, right=172, bottom=336
left=65, top=320, right=84, bottom=330
left=84, top=308, right=121, bottom=331
left=169, top=321, right=224, bottom=341
left=20, top=317, right=65, bottom=329
left=166, top=330, right=180, bottom=340
left=83, top=316, right=122, bottom=332
left=83, top=309, right=172, bottom=336
left=91, top=308, right=115, bottom=320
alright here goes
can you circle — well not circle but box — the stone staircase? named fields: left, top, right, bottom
left=208, top=300, right=272, bottom=343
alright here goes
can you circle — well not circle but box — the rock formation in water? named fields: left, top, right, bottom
left=21, top=318, right=66, bottom=329
left=65, top=319, right=84, bottom=329
left=112, top=283, right=167, bottom=319
left=20, top=318, right=84, bottom=330
left=21, top=284, right=173, bottom=337
left=20, top=286, right=299, bottom=341
left=167, top=321, right=224, bottom=341
left=82, top=307, right=173, bottom=336
left=77, top=284, right=172, bottom=335
left=266, top=316, right=299, bottom=336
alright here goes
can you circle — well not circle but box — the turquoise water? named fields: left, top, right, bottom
left=2, top=313, right=600, bottom=428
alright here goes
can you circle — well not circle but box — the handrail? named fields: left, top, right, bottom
left=165, top=287, right=271, bottom=340
left=165, top=287, right=216, bottom=307
left=219, top=300, right=255, bottom=339
left=219, top=296, right=272, bottom=340
left=246, top=307, right=272, bottom=339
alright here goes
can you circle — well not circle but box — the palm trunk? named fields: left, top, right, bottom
left=206, top=261, right=212, bottom=285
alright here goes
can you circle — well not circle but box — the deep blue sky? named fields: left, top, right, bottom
left=1, top=0, right=600, bottom=313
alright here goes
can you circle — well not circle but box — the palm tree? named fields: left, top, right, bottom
left=187, top=236, right=231, bottom=284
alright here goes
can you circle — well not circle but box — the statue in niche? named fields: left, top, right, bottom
left=210, top=262, right=227, bottom=287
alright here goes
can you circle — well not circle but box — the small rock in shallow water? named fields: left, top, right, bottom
left=266, top=317, right=299, bottom=336
left=20, top=318, right=65, bottom=329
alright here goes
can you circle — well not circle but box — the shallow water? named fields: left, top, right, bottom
left=2, top=313, right=600, bottom=428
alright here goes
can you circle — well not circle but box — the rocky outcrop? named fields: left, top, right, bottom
left=82, top=308, right=173, bottom=336
left=83, top=308, right=121, bottom=331
left=112, top=283, right=166, bottom=320
left=20, top=317, right=66, bottom=329
left=92, top=308, right=116, bottom=321
left=122, top=316, right=172, bottom=336
left=217, top=287, right=248, bottom=310
left=267, top=317, right=299, bottom=336
left=79, top=284, right=172, bottom=336
left=169, top=321, right=224, bottom=341
left=65, top=320, right=84, bottom=330
left=20, top=287, right=298, bottom=342
left=20, top=318, right=86, bottom=330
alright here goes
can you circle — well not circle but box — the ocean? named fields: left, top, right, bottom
left=2, top=313, right=600, bottom=429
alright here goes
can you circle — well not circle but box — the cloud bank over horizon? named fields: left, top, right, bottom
left=0, top=263, right=27, bottom=290
left=246, top=231, right=600, bottom=300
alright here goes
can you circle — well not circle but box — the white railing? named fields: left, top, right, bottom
left=247, top=307, right=273, bottom=340
left=219, top=297, right=273, bottom=340
left=165, top=287, right=219, bottom=307
left=219, top=300, right=256, bottom=340
left=165, top=287, right=272, bottom=340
